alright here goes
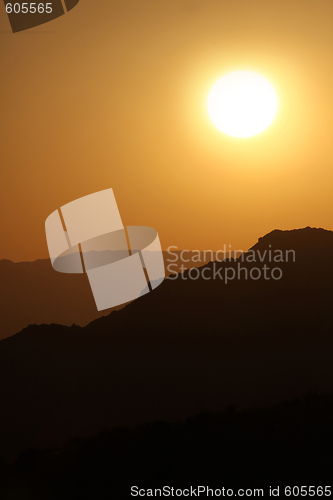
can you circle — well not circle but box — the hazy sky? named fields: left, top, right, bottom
left=1, top=0, right=333, bottom=261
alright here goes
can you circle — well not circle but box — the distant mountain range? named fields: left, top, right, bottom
left=0, top=227, right=333, bottom=458
left=0, top=251, right=214, bottom=341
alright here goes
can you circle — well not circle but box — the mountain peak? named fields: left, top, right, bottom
left=251, top=226, right=333, bottom=253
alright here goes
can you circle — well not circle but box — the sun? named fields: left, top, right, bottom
left=207, top=71, right=278, bottom=138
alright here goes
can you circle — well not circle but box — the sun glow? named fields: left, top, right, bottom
left=207, top=71, right=278, bottom=138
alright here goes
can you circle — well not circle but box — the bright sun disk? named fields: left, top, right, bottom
left=207, top=71, right=278, bottom=138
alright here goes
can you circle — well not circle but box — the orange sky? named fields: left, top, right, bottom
left=1, top=0, right=333, bottom=261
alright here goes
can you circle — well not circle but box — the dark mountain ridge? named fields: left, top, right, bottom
left=1, top=391, right=333, bottom=499
left=0, top=227, right=333, bottom=458
left=0, top=251, right=213, bottom=340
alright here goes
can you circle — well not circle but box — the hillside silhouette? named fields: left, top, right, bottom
left=0, top=227, right=333, bottom=460
left=0, top=251, right=213, bottom=340
left=0, top=392, right=332, bottom=499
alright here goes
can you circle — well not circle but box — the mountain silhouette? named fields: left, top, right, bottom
left=0, top=227, right=333, bottom=459
left=1, top=392, right=332, bottom=499
left=0, top=251, right=210, bottom=341
left=0, top=258, right=107, bottom=340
